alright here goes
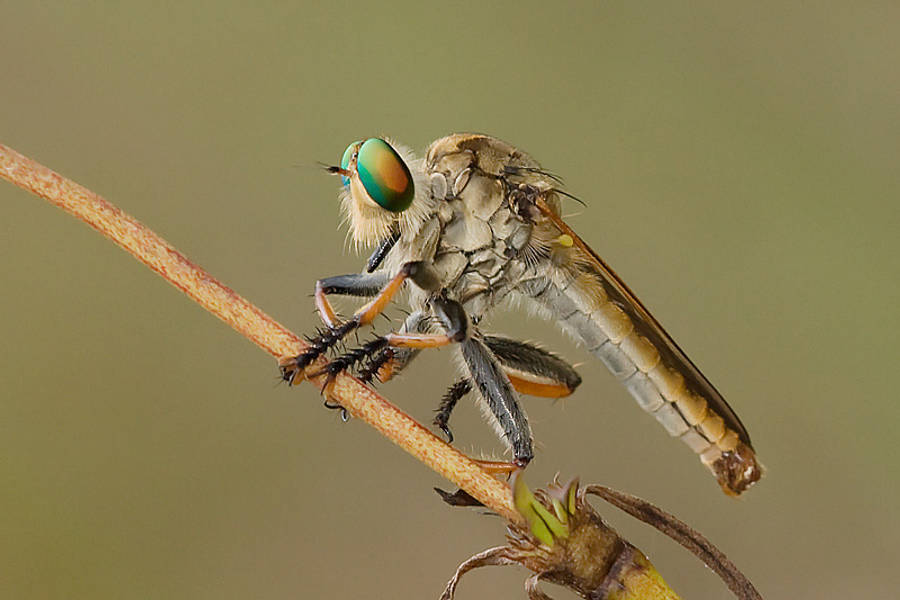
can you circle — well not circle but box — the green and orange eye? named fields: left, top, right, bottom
left=353, top=138, right=415, bottom=212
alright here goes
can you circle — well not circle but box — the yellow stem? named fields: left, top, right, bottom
left=610, top=554, right=681, bottom=600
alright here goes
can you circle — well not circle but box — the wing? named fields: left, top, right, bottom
left=528, top=192, right=763, bottom=496
left=424, top=133, right=763, bottom=496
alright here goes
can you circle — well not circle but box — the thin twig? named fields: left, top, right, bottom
left=0, top=142, right=520, bottom=525
left=1, top=142, right=689, bottom=599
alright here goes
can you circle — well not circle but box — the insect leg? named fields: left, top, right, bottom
left=319, top=318, right=456, bottom=385
left=355, top=261, right=441, bottom=325
left=321, top=290, right=535, bottom=469
left=427, top=337, right=578, bottom=459
left=322, top=263, right=451, bottom=372
left=279, top=271, right=389, bottom=384
left=322, top=398, right=349, bottom=422
left=364, top=228, right=400, bottom=273
left=315, top=336, right=391, bottom=386
left=460, top=333, right=535, bottom=468
left=418, top=296, right=535, bottom=469
left=483, top=335, right=582, bottom=399
left=339, top=294, right=464, bottom=362
left=358, top=311, right=429, bottom=384
left=314, top=271, right=390, bottom=328
left=281, top=262, right=433, bottom=384
left=434, top=378, right=473, bottom=443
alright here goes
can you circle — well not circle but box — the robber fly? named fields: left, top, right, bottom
left=280, top=134, right=762, bottom=496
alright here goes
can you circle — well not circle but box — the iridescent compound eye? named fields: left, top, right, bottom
left=355, top=138, right=415, bottom=212
left=340, top=140, right=362, bottom=186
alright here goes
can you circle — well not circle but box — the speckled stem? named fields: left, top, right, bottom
left=2, top=142, right=688, bottom=599
left=0, top=142, right=521, bottom=525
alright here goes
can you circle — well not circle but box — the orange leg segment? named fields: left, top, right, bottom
left=314, top=281, right=341, bottom=329
left=505, top=372, right=576, bottom=399
left=314, top=266, right=413, bottom=331
left=353, top=268, right=410, bottom=326
left=282, top=266, right=417, bottom=385
left=471, top=459, right=522, bottom=476
left=384, top=332, right=455, bottom=349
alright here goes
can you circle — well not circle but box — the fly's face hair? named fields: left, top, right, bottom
left=335, top=137, right=435, bottom=251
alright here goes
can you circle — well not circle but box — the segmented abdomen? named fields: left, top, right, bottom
left=517, top=274, right=762, bottom=496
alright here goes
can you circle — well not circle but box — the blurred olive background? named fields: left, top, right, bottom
left=2, top=2, right=898, bottom=599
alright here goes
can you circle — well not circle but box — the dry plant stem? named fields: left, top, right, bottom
left=0, top=142, right=519, bottom=524
left=2, top=143, right=684, bottom=599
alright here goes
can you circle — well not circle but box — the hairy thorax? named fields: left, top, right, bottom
left=383, top=134, right=563, bottom=322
